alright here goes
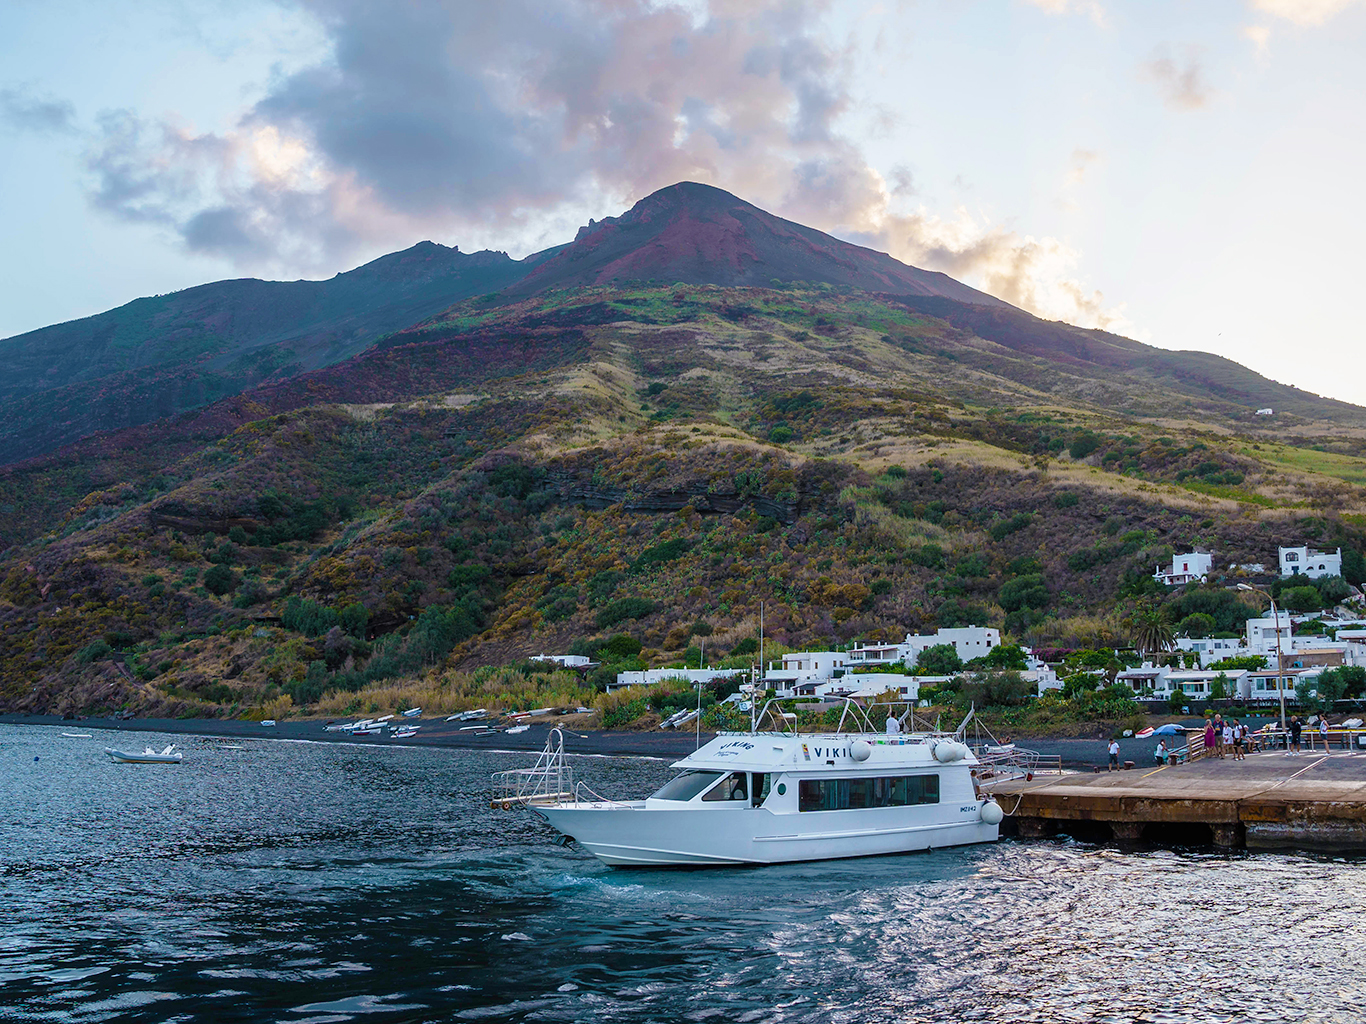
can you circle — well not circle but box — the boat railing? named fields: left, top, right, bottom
left=490, top=728, right=577, bottom=809
left=971, top=745, right=1063, bottom=782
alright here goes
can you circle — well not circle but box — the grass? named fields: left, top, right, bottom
left=1241, top=442, right=1366, bottom=487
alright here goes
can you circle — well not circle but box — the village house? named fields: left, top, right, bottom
left=1171, top=635, right=1243, bottom=668
left=1279, top=545, right=1343, bottom=579
left=1152, top=551, right=1213, bottom=587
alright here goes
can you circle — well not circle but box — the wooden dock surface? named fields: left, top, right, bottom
left=981, top=749, right=1366, bottom=851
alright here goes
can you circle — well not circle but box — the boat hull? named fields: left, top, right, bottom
left=104, top=748, right=182, bottom=764
left=534, top=804, right=998, bottom=867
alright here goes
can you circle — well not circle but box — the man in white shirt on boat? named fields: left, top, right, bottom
left=885, top=714, right=901, bottom=735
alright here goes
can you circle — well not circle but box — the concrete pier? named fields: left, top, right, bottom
left=981, top=749, right=1366, bottom=852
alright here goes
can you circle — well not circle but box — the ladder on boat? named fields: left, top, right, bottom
left=490, top=728, right=576, bottom=809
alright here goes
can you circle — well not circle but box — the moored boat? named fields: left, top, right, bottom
left=496, top=702, right=1009, bottom=867
left=105, top=745, right=182, bottom=764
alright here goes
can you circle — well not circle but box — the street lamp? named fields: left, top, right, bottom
left=1237, top=583, right=1288, bottom=735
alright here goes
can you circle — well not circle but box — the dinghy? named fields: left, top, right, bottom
left=105, top=744, right=182, bottom=764
left=62, top=732, right=93, bottom=738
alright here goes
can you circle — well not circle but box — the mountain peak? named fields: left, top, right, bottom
left=509, top=180, right=1004, bottom=305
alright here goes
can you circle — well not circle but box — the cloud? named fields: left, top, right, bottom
left=80, top=0, right=1128, bottom=333
left=1249, top=0, right=1365, bottom=25
left=1242, top=23, right=1272, bottom=55
left=0, top=87, right=76, bottom=134
left=1065, top=147, right=1100, bottom=187
left=1141, top=49, right=1213, bottom=110
left=1022, top=0, right=1106, bottom=25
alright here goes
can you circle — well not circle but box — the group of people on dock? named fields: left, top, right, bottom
left=1199, top=715, right=1254, bottom=761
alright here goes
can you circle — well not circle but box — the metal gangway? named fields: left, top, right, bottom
left=490, top=728, right=576, bottom=809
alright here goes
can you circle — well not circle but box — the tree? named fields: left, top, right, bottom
left=1177, top=612, right=1216, bottom=638
left=1168, top=688, right=1188, bottom=713
left=1129, top=604, right=1174, bottom=655
left=979, top=644, right=1028, bottom=671
left=916, top=643, right=963, bottom=675
left=1296, top=671, right=1347, bottom=714
left=1280, top=586, right=1322, bottom=613
left=1061, top=672, right=1098, bottom=699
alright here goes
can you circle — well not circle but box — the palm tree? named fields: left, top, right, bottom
left=1130, top=604, right=1175, bottom=656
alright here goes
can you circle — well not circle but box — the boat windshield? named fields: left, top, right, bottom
left=651, top=770, right=725, bottom=802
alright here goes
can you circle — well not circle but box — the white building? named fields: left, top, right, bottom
left=1172, top=635, right=1243, bottom=668
left=1153, top=551, right=1213, bottom=587
left=1256, top=408, right=1273, bottom=416
left=1245, top=612, right=1293, bottom=655
left=763, top=650, right=851, bottom=693
left=534, top=654, right=593, bottom=668
left=875, top=626, right=1001, bottom=667
left=610, top=667, right=746, bottom=692
left=1164, top=669, right=1251, bottom=701
left=1279, top=545, right=1342, bottom=579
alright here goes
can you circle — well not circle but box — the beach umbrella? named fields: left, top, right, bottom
left=1152, top=723, right=1184, bottom=735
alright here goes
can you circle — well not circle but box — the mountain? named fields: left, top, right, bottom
left=3, top=182, right=1362, bottom=468
left=4, top=269, right=1366, bottom=720
left=504, top=181, right=1005, bottom=305
left=0, top=242, right=539, bottom=463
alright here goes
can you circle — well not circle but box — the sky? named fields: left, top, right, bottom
left=2, top=0, right=1364, bottom=403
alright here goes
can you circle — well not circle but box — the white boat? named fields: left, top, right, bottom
left=260, top=720, right=277, bottom=727
left=394, top=725, right=421, bottom=739
left=402, top=708, right=422, bottom=718
left=62, top=732, right=93, bottom=738
left=497, top=702, right=1004, bottom=867
left=450, top=708, right=488, bottom=722
left=105, top=745, right=182, bottom=764
left=349, top=726, right=385, bottom=736
left=506, top=724, right=531, bottom=734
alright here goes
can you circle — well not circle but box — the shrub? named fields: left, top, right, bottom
left=731, top=637, right=758, bottom=656
left=768, top=425, right=794, bottom=443
left=596, top=597, right=658, bottom=629
left=989, top=513, right=1034, bottom=542
left=1069, top=433, right=1100, bottom=460
left=998, top=574, right=1048, bottom=613
left=202, top=563, right=238, bottom=596
left=76, top=639, right=112, bottom=664
left=1053, top=492, right=1079, bottom=508
left=631, top=538, right=693, bottom=572
left=959, top=671, right=1033, bottom=708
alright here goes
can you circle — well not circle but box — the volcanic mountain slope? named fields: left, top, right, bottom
left=4, top=275, right=1366, bottom=718
left=503, top=181, right=1005, bottom=305
left=0, top=242, right=541, bottom=463
left=9, top=180, right=1363, bottom=468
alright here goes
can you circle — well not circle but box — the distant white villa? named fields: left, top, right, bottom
left=1256, top=408, right=1274, bottom=416
left=1279, top=545, right=1342, bottom=579
left=1153, top=551, right=1212, bottom=587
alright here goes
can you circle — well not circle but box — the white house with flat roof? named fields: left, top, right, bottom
left=1245, top=612, right=1293, bottom=655
left=1280, top=545, right=1342, bottom=579
left=610, top=667, right=746, bottom=692
left=1153, top=551, right=1213, bottom=587
left=1172, top=635, right=1243, bottom=668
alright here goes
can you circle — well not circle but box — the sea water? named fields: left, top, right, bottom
left=3, top=724, right=1363, bottom=1023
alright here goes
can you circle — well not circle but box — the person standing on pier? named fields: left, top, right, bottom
left=1317, top=715, right=1330, bottom=752
left=1108, top=738, right=1120, bottom=771
left=1221, top=720, right=1233, bottom=759
left=1203, top=719, right=1216, bottom=759
left=1289, top=715, right=1302, bottom=756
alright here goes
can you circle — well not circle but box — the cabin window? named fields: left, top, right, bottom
left=752, top=773, right=772, bottom=807
left=702, top=772, right=749, bottom=802
left=652, top=770, right=724, bottom=801
left=797, top=774, right=940, bottom=811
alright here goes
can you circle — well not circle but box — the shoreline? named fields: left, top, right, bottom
left=1, top=712, right=1253, bottom=769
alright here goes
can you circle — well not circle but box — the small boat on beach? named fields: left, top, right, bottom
left=105, top=745, right=182, bottom=764
left=62, top=732, right=93, bottom=738
left=402, top=707, right=422, bottom=718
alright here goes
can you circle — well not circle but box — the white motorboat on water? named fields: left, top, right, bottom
left=493, top=702, right=1019, bottom=867
left=62, top=732, right=93, bottom=738
left=106, top=744, right=182, bottom=764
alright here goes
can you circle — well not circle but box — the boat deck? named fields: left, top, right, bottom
left=981, top=748, right=1366, bottom=851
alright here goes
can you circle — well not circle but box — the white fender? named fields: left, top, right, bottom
left=851, top=739, right=872, bottom=762
left=933, top=741, right=969, bottom=763
left=979, top=800, right=1004, bottom=825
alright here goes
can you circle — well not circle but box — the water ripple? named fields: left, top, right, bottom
left=3, top=724, right=1364, bottom=1023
